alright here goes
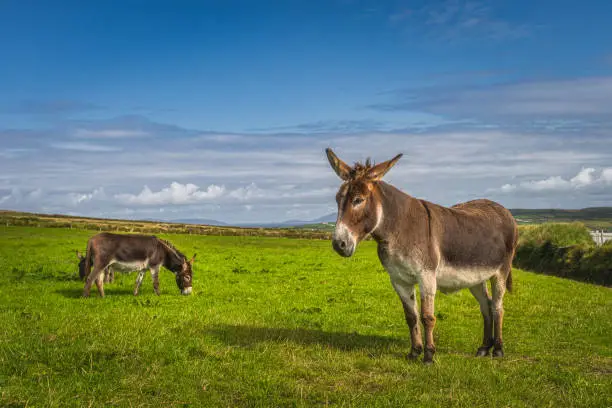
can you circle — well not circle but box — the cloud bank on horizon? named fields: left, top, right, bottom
left=1, top=0, right=611, bottom=223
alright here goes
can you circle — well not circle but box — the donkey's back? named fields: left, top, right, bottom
left=431, top=198, right=518, bottom=271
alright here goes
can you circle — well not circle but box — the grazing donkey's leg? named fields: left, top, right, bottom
left=83, top=266, right=104, bottom=297
left=104, top=266, right=115, bottom=283
left=491, top=270, right=508, bottom=358
left=419, top=276, right=437, bottom=364
left=470, top=282, right=494, bottom=357
left=150, top=266, right=161, bottom=296
left=94, top=271, right=105, bottom=297
left=134, top=269, right=147, bottom=296
left=391, top=282, right=423, bottom=360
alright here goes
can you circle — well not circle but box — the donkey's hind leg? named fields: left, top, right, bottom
left=150, top=265, right=160, bottom=296
left=491, top=268, right=509, bottom=358
left=83, top=265, right=104, bottom=298
left=469, top=282, right=494, bottom=357
left=94, top=271, right=105, bottom=297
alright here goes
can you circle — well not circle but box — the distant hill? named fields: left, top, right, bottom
left=171, top=218, right=229, bottom=226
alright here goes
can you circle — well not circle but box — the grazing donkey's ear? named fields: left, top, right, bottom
left=366, top=153, right=403, bottom=181
left=325, top=148, right=351, bottom=180
left=189, top=254, right=197, bottom=264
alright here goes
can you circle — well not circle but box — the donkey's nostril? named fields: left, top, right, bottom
left=339, top=240, right=346, bottom=249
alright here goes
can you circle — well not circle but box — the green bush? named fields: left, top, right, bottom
left=518, top=222, right=594, bottom=247
left=514, top=223, right=610, bottom=286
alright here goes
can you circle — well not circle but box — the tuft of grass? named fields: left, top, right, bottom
left=0, top=226, right=610, bottom=407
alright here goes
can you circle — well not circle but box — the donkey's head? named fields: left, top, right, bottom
left=326, top=148, right=402, bottom=257
left=176, top=254, right=196, bottom=295
left=76, top=250, right=87, bottom=280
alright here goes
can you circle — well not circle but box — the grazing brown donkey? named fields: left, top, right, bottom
left=80, top=232, right=196, bottom=297
left=325, top=148, right=518, bottom=364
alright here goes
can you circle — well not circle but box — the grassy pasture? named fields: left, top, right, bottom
left=0, top=226, right=611, bottom=407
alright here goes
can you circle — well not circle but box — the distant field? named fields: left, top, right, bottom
left=511, top=207, right=612, bottom=231
left=0, top=210, right=331, bottom=239
left=0, top=226, right=610, bottom=407
left=3, top=207, right=612, bottom=237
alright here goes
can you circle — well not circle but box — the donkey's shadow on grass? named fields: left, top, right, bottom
left=56, top=287, right=137, bottom=298
left=203, top=324, right=406, bottom=355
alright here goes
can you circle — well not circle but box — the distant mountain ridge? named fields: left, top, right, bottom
left=168, top=213, right=337, bottom=228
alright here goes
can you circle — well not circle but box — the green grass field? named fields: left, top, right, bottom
left=0, top=226, right=610, bottom=407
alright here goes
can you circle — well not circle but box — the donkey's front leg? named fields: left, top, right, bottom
left=133, top=269, right=147, bottom=296
left=391, top=281, right=423, bottom=360
left=419, top=276, right=437, bottom=364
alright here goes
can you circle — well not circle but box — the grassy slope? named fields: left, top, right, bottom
left=0, top=226, right=610, bottom=407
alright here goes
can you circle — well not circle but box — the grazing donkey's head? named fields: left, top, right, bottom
left=326, top=148, right=402, bottom=257
left=158, top=239, right=196, bottom=295
left=76, top=250, right=87, bottom=280
left=176, top=254, right=196, bottom=295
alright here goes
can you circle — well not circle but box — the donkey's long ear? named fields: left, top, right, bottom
left=189, top=253, right=197, bottom=264
left=325, top=148, right=351, bottom=180
left=366, top=153, right=403, bottom=181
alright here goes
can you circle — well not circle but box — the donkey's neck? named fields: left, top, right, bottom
left=158, top=240, right=184, bottom=272
left=371, top=181, right=428, bottom=245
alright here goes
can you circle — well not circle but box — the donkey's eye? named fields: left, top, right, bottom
left=352, top=197, right=364, bottom=206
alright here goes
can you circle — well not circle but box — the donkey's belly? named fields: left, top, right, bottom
left=436, top=264, right=499, bottom=293
left=108, top=259, right=149, bottom=272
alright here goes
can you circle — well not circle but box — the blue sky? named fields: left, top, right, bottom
left=1, top=0, right=611, bottom=223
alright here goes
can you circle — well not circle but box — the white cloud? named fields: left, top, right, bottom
left=373, top=76, right=612, bottom=119
left=115, top=182, right=225, bottom=205
left=4, top=114, right=612, bottom=222
left=390, top=0, right=531, bottom=41
left=68, top=187, right=106, bottom=205
left=494, top=167, right=612, bottom=193
left=74, top=129, right=149, bottom=138
left=228, top=183, right=266, bottom=201
left=51, top=142, right=121, bottom=152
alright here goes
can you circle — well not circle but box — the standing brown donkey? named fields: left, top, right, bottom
left=325, top=148, right=518, bottom=364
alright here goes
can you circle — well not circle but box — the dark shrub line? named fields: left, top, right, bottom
left=513, top=223, right=612, bottom=287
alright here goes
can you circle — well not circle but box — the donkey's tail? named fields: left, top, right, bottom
left=506, top=223, right=519, bottom=293
left=506, top=269, right=513, bottom=293
left=84, top=238, right=93, bottom=280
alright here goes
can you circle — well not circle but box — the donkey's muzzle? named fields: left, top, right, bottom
left=181, top=287, right=192, bottom=295
left=332, top=238, right=355, bottom=257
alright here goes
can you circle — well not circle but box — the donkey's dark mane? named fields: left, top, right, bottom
left=350, top=158, right=374, bottom=179
left=157, top=238, right=186, bottom=261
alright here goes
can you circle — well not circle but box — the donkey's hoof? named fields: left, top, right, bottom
left=407, top=347, right=423, bottom=361
left=476, top=347, right=490, bottom=357
left=423, top=350, right=435, bottom=365
left=492, top=348, right=504, bottom=358
left=407, top=353, right=420, bottom=361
